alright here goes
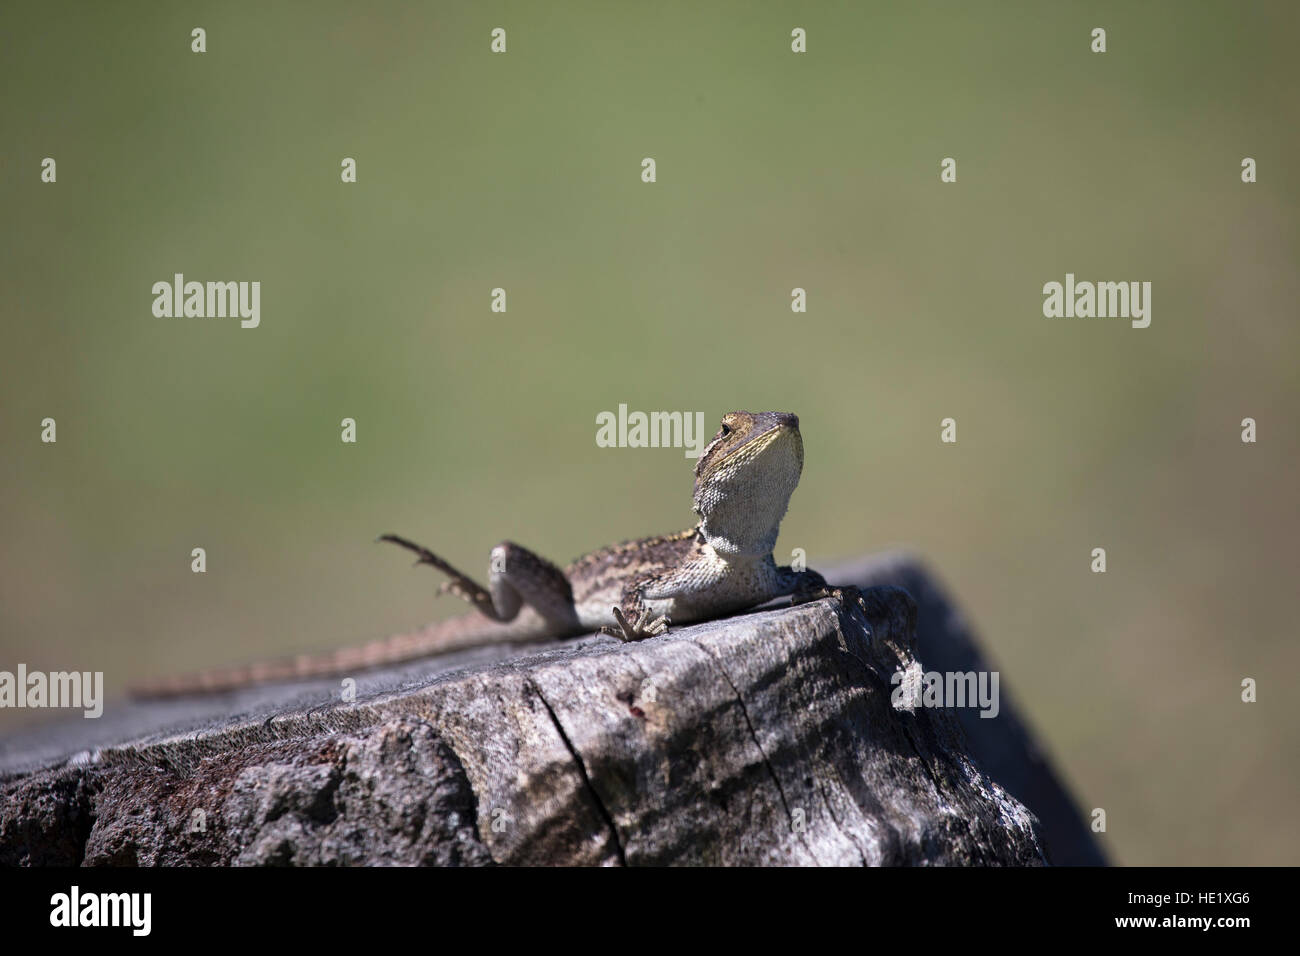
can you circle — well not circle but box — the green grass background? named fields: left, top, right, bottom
left=2, top=2, right=1297, bottom=865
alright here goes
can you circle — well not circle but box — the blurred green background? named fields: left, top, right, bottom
left=2, top=2, right=1297, bottom=865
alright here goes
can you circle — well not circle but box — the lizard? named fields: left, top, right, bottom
left=131, top=410, right=856, bottom=697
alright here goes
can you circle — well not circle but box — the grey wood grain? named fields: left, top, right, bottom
left=1, top=554, right=1093, bottom=866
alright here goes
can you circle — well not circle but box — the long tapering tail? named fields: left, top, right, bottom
left=128, top=611, right=553, bottom=699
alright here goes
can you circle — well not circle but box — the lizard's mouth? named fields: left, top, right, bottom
left=733, top=421, right=804, bottom=481
left=766, top=412, right=799, bottom=432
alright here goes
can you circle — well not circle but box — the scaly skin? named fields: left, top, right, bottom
left=131, top=410, right=848, bottom=698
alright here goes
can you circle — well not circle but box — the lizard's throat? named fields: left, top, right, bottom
left=696, top=494, right=789, bottom=557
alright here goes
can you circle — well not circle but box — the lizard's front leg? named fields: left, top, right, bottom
left=380, top=534, right=579, bottom=629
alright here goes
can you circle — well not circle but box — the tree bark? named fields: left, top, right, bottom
left=1, top=555, right=1096, bottom=866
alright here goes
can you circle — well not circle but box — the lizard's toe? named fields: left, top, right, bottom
left=608, top=606, right=669, bottom=641
left=610, top=606, right=638, bottom=642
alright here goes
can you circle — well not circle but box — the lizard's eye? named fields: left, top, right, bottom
left=719, top=424, right=732, bottom=437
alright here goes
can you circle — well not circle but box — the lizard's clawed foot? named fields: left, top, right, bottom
left=379, top=533, right=496, bottom=615
left=436, top=578, right=482, bottom=605
left=793, top=583, right=869, bottom=618
left=602, top=606, right=670, bottom=642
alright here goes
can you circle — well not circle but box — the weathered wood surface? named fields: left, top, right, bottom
left=0, top=554, right=1101, bottom=866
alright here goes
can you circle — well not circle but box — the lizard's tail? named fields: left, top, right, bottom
left=127, top=613, right=544, bottom=699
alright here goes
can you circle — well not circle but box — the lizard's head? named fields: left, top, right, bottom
left=693, top=411, right=804, bottom=556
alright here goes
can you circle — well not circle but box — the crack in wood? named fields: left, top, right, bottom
left=528, top=680, right=627, bottom=866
